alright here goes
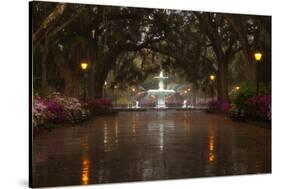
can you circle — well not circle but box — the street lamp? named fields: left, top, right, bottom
left=114, top=85, right=118, bottom=106
left=209, top=74, right=215, bottom=81
left=131, top=87, right=136, bottom=107
left=209, top=74, right=215, bottom=102
left=80, top=62, right=88, bottom=70
left=103, top=81, right=107, bottom=97
left=254, top=51, right=263, bottom=99
left=254, top=52, right=262, bottom=62
left=80, top=62, right=88, bottom=102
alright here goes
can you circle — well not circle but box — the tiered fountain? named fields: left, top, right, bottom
left=147, top=71, right=175, bottom=108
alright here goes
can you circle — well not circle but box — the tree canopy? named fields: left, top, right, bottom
left=32, top=1, right=271, bottom=101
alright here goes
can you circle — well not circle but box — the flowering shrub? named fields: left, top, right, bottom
left=267, top=104, right=271, bottom=121
left=33, top=97, right=52, bottom=127
left=228, top=95, right=271, bottom=121
left=220, top=102, right=231, bottom=113
left=33, top=92, right=90, bottom=128
left=244, top=95, right=271, bottom=120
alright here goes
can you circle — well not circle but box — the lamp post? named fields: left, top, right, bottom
left=127, top=87, right=130, bottom=108
left=114, top=85, right=118, bottom=106
left=131, top=87, right=136, bottom=107
left=254, top=51, right=262, bottom=99
left=209, top=74, right=215, bottom=102
left=80, top=62, right=88, bottom=102
left=103, top=81, right=107, bottom=97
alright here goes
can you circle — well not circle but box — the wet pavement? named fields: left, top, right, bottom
left=32, top=111, right=271, bottom=187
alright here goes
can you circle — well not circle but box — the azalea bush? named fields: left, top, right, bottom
left=230, top=82, right=270, bottom=106
left=33, top=97, right=55, bottom=127
left=229, top=95, right=271, bottom=121
left=244, top=95, right=271, bottom=120
left=229, top=82, right=271, bottom=121
left=33, top=92, right=90, bottom=128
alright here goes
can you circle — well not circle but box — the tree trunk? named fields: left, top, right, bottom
left=213, top=44, right=229, bottom=103
left=40, top=39, right=49, bottom=95
left=88, top=6, right=104, bottom=99
left=218, top=60, right=229, bottom=102
left=245, top=62, right=256, bottom=84
left=216, top=70, right=221, bottom=102
left=63, top=65, right=79, bottom=97
left=93, top=79, right=104, bottom=99
left=88, top=32, right=98, bottom=99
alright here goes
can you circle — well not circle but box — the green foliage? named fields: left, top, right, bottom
left=230, top=82, right=271, bottom=107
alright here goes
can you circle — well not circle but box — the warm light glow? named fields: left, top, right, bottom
left=188, top=88, right=191, bottom=92
left=81, top=159, right=90, bottom=185
left=254, top=52, right=262, bottom=61
left=104, top=123, right=108, bottom=144
left=104, top=81, right=107, bottom=86
left=132, top=87, right=135, bottom=92
left=209, top=74, right=215, bottom=81
left=81, top=141, right=90, bottom=185
left=184, top=90, right=188, bottom=94
left=208, top=127, right=215, bottom=163
left=132, top=114, right=136, bottom=137
left=80, top=62, right=88, bottom=70
left=209, top=154, right=215, bottom=162
left=235, top=86, right=240, bottom=91
left=114, top=85, right=118, bottom=89
left=115, top=120, right=119, bottom=143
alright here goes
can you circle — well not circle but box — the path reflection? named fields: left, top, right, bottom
left=159, top=123, right=164, bottom=152
left=32, top=111, right=271, bottom=187
left=184, top=112, right=191, bottom=137
left=114, top=119, right=119, bottom=144
left=131, top=113, right=136, bottom=143
left=208, top=126, right=215, bottom=163
left=81, top=138, right=90, bottom=185
left=103, top=121, right=109, bottom=152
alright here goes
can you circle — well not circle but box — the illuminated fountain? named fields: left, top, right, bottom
left=147, top=71, right=175, bottom=108
left=182, top=100, right=187, bottom=108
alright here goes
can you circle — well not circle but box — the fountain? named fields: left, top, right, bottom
left=135, top=101, right=140, bottom=108
left=182, top=100, right=187, bottom=108
left=147, top=71, right=175, bottom=108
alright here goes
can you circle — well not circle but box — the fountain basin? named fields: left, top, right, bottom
left=147, top=89, right=175, bottom=108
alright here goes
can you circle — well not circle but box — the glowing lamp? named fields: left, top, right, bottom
left=209, top=75, right=215, bottom=81
left=80, top=62, right=88, bottom=70
left=254, top=52, right=262, bottom=62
